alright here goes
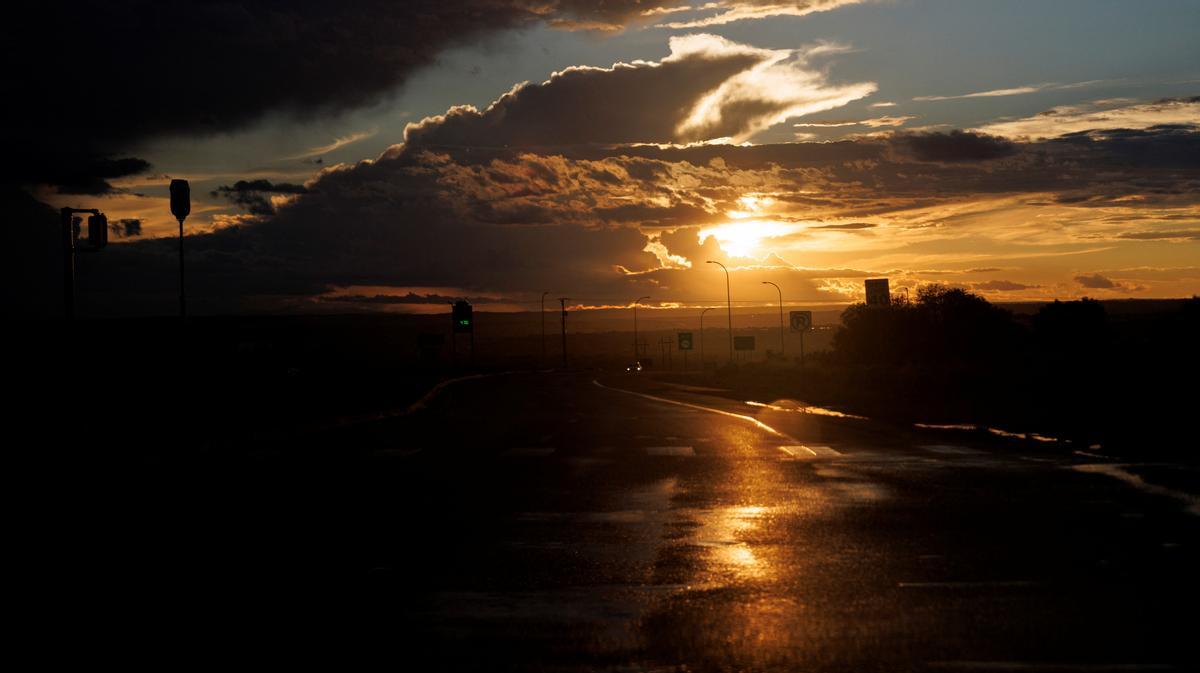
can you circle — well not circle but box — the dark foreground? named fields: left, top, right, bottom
left=41, top=371, right=1199, bottom=670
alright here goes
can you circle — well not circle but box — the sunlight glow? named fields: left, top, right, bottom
left=700, top=219, right=795, bottom=258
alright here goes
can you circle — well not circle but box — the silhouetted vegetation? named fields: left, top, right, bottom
left=798, top=289, right=1196, bottom=455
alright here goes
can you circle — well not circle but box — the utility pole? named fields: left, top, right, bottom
left=763, top=281, right=784, bottom=357
left=707, top=260, right=734, bottom=364
left=558, top=297, right=569, bottom=369
left=541, top=291, right=549, bottom=365
left=632, top=295, right=650, bottom=362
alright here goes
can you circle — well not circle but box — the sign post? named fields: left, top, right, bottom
left=865, top=278, right=890, bottom=307
left=734, top=335, right=755, bottom=362
left=451, top=300, right=474, bottom=365
left=677, top=332, right=693, bottom=370
left=169, top=179, right=191, bottom=319
left=790, top=310, right=812, bottom=369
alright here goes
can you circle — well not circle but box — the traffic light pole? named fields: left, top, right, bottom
left=60, top=207, right=106, bottom=320
left=61, top=209, right=75, bottom=320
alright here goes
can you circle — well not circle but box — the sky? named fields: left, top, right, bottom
left=9, top=0, right=1200, bottom=314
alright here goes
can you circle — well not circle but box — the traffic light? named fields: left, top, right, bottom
left=452, top=300, right=473, bottom=333
left=87, top=213, right=107, bottom=249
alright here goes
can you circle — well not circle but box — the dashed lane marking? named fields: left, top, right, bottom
left=645, top=446, right=695, bottom=457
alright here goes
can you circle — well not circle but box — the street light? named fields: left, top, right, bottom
left=762, top=281, right=784, bottom=356
left=706, top=260, right=733, bottom=364
left=632, top=295, right=650, bottom=362
left=699, top=306, right=715, bottom=368
left=541, top=291, right=550, bottom=364
left=558, top=297, right=570, bottom=369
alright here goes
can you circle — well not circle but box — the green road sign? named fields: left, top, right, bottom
left=677, top=332, right=693, bottom=351
left=734, top=336, right=755, bottom=351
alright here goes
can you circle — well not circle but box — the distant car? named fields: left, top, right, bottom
left=625, top=361, right=643, bottom=372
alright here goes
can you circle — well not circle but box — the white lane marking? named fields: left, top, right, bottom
left=502, top=447, right=557, bottom=457
left=921, top=444, right=986, bottom=456
left=927, top=662, right=1175, bottom=672
left=645, top=446, right=695, bottom=457
left=779, top=444, right=842, bottom=458
left=1072, top=463, right=1200, bottom=516
left=592, top=379, right=787, bottom=438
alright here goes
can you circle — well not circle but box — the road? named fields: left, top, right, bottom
left=77, top=371, right=1198, bottom=670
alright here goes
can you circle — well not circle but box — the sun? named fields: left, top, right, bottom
left=699, top=219, right=794, bottom=258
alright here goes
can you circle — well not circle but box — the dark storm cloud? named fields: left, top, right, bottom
left=15, top=157, right=153, bottom=196
left=1047, top=125, right=1200, bottom=170
left=900, top=130, right=1016, bottom=162
left=2, top=0, right=670, bottom=192
left=213, top=180, right=311, bottom=216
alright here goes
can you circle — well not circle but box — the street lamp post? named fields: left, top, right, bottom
left=541, top=291, right=549, bottom=364
left=706, top=261, right=733, bottom=364
left=558, top=297, right=570, bottom=369
left=699, top=307, right=715, bottom=369
left=632, top=295, right=650, bottom=362
left=762, top=281, right=784, bottom=357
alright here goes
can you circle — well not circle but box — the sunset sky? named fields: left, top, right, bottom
left=14, top=0, right=1200, bottom=313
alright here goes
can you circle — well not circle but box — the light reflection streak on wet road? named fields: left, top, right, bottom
left=351, top=372, right=1199, bottom=672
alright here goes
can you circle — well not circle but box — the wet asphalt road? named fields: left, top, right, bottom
left=84, top=371, right=1199, bottom=669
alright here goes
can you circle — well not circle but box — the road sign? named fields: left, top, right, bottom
left=452, top=300, right=473, bottom=333
left=677, top=332, right=693, bottom=351
left=865, top=278, right=890, bottom=306
left=169, top=179, right=191, bottom=221
left=789, top=310, right=812, bottom=332
left=734, top=336, right=755, bottom=351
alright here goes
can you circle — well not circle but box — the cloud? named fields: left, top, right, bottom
left=657, top=0, right=870, bottom=28
left=212, top=180, right=310, bottom=216
left=915, top=85, right=1047, bottom=102
left=319, top=292, right=505, bottom=305
left=399, top=34, right=875, bottom=149
left=1116, top=229, right=1200, bottom=241
left=900, top=130, right=1015, bottom=162
left=285, top=131, right=378, bottom=161
left=811, top=222, right=876, bottom=230
left=2, top=1, right=681, bottom=192
left=973, top=280, right=1037, bottom=292
left=26, top=90, right=1200, bottom=315
left=978, top=97, right=1200, bottom=140
left=109, top=219, right=143, bottom=239
left=1074, top=273, right=1116, bottom=289
left=795, top=115, right=913, bottom=128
